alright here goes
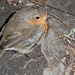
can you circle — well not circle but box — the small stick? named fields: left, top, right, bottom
left=30, top=0, right=75, bottom=16
left=24, top=54, right=30, bottom=59
left=43, top=0, right=75, bottom=17
left=47, top=12, right=72, bottom=29
left=29, top=0, right=44, bottom=7
left=65, top=39, right=75, bottom=50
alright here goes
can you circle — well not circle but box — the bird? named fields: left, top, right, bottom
left=0, top=6, right=48, bottom=57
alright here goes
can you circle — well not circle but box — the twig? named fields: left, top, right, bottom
left=42, top=0, right=75, bottom=17
left=65, top=64, right=72, bottom=75
left=47, top=12, right=72, bottom=29
left=29, top=0, right=44, bottom=7
left=30, top=0, right=75, bottom=16
left=65, top=39, right=75, bottom=49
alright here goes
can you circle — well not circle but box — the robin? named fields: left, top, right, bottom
left=0, top=6, right=48, bottom=57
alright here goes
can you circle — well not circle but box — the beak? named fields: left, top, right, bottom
left=47, top=14, right=52, bottom=19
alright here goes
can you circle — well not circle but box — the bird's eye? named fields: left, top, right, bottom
left=36, top=16, right=40, bottom=19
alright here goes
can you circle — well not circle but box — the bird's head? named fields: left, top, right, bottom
left=25, top=6, right=51, bottom=34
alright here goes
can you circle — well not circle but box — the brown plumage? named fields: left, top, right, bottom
left=0, top=6, right=48, bottom=56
